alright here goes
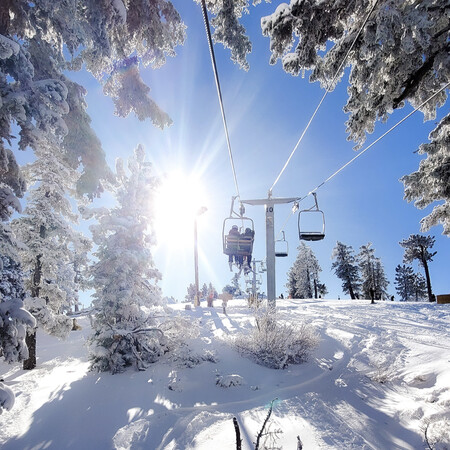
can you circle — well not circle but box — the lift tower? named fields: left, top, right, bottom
left=242, top=193, right=298, bottom=308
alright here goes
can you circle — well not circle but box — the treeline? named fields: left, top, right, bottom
left=287, top=234, right=437, bottom=302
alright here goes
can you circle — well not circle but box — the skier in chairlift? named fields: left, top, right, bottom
left=227, top=225, right=240, bottom=271
left=242, top=227, right=254, bottom=275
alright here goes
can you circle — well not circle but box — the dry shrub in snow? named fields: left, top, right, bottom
left=234, top=309, right=319, bottom=369
left=425, top=418, right=450, bottom=450
left=161, top=316, right=218, bottom=368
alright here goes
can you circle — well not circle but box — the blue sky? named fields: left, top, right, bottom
left=71, top=1, right=449, bottom=303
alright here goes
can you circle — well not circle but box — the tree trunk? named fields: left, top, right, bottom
left=24, top=224, right=46, bottom=370
left=422, top=259, right=434, bottom=302
left=313, top=278, right=318, bottom=299
left=233, top=417, right=241, bottom=450
left=23, top=329, right=37, bottom=370
left=348, top=282, right=356, bottom=300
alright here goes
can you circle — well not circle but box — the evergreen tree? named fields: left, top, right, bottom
left=394, top=264, right=415, bottom=302
left=357, top=243, right=388, bottom=301
left=0, top=256, right=36, bottom=363
left=287, top=243, right=324, bottom=299
left=259, top=1, right=448, bottom=232
left=402, top=114, right=450, bottom=236
left=400, top=234, right=436, bottom=302
left=201, top=283, right=208, bottom=299
left=372, top=259, right=389, bottom=301
left=12, top=134, right=90, bottom=368
left=394, top=264, right=427, bottom=302
left=86, top=145, right=165, bottom=374
left=411, top=272, right=427, bottom=302
left=331, top=242, right=361, bottom=299
left=1, top=1, right=186, bottom=202
left=286, top=270, right=297, bottom=299
left=0, top=149, right=26, bottom=260
left=185, top=283, right=197, bottom=303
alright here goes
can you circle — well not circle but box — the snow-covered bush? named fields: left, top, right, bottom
left=161, top=315, right=217, bottom=368
left=233, top=308, right=319, bottom=369
left=216, top=374, right=245, bottom=388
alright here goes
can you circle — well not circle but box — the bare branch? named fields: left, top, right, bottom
left=233, top=417, right=242, bottom=450
left=254, top=398, right=278, bottom=450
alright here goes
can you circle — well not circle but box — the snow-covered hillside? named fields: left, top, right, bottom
left=1, top=299, right=449, bottom=449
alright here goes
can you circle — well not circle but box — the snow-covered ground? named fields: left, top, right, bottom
left=1, top=299, right=449, bottom=449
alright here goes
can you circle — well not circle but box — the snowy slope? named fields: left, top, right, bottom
left=1, top=299, right=449, bottom=449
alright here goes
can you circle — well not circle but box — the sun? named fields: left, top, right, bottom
left=154, top=170, right=209, bottom=251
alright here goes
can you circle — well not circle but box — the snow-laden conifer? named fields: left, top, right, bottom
left=12, top=134, right=90, bottom=368
left=394, top=264, right=415, bottom=302
left=87, top=145, right=166, bottom=374
left=195, top=0, right=253, bottom=70
left=260, top=1, right=449, bottom=233
left=394, top=264, right=427, bottom=302
left=0, top=256, right=36, bottom=364
left=1, top=0, right=186, bottom=199
left=402, top=114, right=450, bottom=236
left=331, top=242, right=361, bottom=300
left=287, top=243, right=325, bottom=299
left=357, top=243, right=389, bottom=301
left=399, top=234, right=436, bottom=302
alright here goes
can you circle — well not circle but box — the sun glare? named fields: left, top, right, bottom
left=154, top=170, right=209, bottom=250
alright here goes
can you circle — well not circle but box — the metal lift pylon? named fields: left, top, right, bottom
left=242, top=192, right=299, bottom=308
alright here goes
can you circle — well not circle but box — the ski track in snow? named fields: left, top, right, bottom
left=1, top=299, right=449, bottom=449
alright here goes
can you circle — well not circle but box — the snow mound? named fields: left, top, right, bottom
left=216, top=374, right=245, bottom=388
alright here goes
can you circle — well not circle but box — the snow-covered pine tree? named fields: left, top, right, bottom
left=12, top=134, right=88, bottom=368
left=394, top=264, right=415, bottom=302
left=1, top=1, right=186, bottom=198
left=286, top=269, right=297, bottom=299
left=331, top=241, right=361, bottom=299
left=394, top=264, right=427, bottom=302
left=402, top=114, right=450, bottom=236
left=399, top=234, right=436, bottom=302
left=58, top=234, right=92, bottom=314
left=0, top=147, right=26, bottom=260
left=185, top=283, right=197, bottom=303
left=260, top=1, right=449, bottom=233
left=372, top=259, right=389, bottom=301
left=87, top=145, right=166, bottom=374
left=411, top=272, right=427, bottom=302
left=195, top=0, right=252, bottom=70
left=287, top=242, right=324, bottom=299
left=357, top=243, right=388, bottom=301
left=0, top=256, right=36, bottom=363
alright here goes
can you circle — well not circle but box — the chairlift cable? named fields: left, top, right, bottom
left=305, top=81, right=450, bottom=197
left=269, top=0, right=380, bottom=194
left=274, top=80, right=450, bottom=239
left=200, top=0, right=241, bottom=200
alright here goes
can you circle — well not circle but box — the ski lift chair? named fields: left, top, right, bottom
left=275, top=231, right=289, bottom=257
left=222, top=197, right=255, bottom=261
left=298, top=193, right=325, bottom=241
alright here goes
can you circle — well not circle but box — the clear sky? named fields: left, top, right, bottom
left=72, top=1, right=449, bottom=303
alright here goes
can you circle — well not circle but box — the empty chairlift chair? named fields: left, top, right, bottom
left=275, top=231, right=289, bottom=257
left=298, top=193, right=325, bottom=241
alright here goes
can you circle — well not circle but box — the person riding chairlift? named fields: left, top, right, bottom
left=242, top=227, right=254, bottom=275
left=227, top=225, right=240, bottom=271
